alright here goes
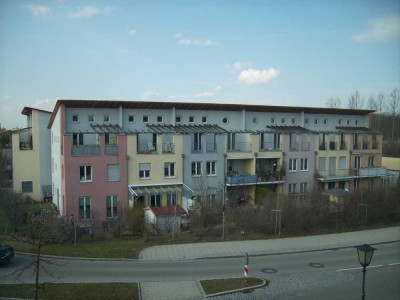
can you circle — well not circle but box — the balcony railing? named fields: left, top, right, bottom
left=318, top=167, right=388, bottom=180
left=162, top=142, right=174, bottom=153
left=319, top=143, right=327, bottom=151
left=300, top=142, right=310, bottom=151
left=105, top=144, right=118, bottom=155
left=339, top=142, right=347, bottom=150
left=260, top=142, right=281, bottom=151
left=290, top=142, right=299, bottom=151
left=206, top=142, right=217, bottom=152
left=329, top=141, right=337, bottom=150
left=226, top=172, right=285, bottom=185
left=72, top=145, right=100, bottom=156
left=317, top=169, right=353, bottom=179
left=358, top=167, right=387, bottom=177
left=228, top=142, right=252, bottom=152
left=371, top=141, right=379, bottom=150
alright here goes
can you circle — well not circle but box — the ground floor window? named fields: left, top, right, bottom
left=167, top=193, right=176, bottom=206
left=21, top=181, right=33, bottom=193
left=79, top=196, right=91, bottom=219
left=106, top=195, right=118, bottom=218
left=151, top=194, right=161, bottom=207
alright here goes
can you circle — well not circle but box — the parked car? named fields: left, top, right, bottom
left=0, top=243, right=14, bottom=264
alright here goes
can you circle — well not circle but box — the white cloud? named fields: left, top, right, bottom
left=238, top=68, right=279, bottom=84
left=141, top=91, right=160, bottom=100
left=69, top=6, right=111, bottom=19
left=353, top=15, right=400, bottom=42
left=34, top=98, right=56, bottom=109
left=175, top=33, right=219, bottom=46
left=22, top=5, right=50, bottom=17
left=227, top=61, right=252, bottom=72
left=194, top=91, right=214, bottom=98
left=128, top=29, right=137, bottom=36
left=214, top=85, right=222, bottom=91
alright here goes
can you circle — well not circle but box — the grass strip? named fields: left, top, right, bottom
left=0, top=283, right=139, bottom=300
left=200, top=277, right=265, bottom=295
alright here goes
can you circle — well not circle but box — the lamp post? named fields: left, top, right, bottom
left=355, top=244, right=377, bottom=300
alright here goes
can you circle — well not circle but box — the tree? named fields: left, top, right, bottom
left=367, top=95, right=377, bottom=111
left=326, top=97, right=342, bottom=108
left=347, top=90, right=365, bottom=109
left=387, top=88, right=399, bottom=140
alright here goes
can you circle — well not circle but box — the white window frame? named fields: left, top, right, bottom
left=289, top=183, right=297, bottom=194
left=139, top=163, right=151, bottom=179
left=128, top=115, right=135, bottom=123
left=104, top=115, right=110, bottom=123
left=206, top=161, right=216, bottom=176
left=189, top=116, right=195, bottom=123
left=80, top=165, right=92, bottom=182
left=151, top=194, right=161, bottom=207
left=164, top=162, right=175, bottom=178
left=289, top=158, right=297, bottom=172
left=300, top=158, right=309, bottom=171
left=338, top=119, right=342, bottom=125
left=143, top=115, right=149, bottom=123
left=305, top=118, right=309, bottom=125
left=167, top=193, right=177, bottom=206
left=271, top=117, right=275, bottom=124
left=314, top=119, right=319, bottom=125
left=106, top=195, right=118, bottom=218
left=291, top=118, right=296, bottom=124
left=202, top=116, right=208, bottom=123
left=88, top=115, right=95, bottom=123
left=192, top=161, right=202, bottom=176
left=72, top=114, right=79, bottom=123
left=79, top=196, right=91, bottom=219
left=175, top=116, right=181, bottom=123
left=323, top=119, right=328, bottom=125
left=281, top=118, right=286, bottom=124
left=300, top=182, right=308, bottom=194
left=157, top=115, right=163, bottom=123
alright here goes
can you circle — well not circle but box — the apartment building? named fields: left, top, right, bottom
left=11, top=107, right=52, bottom=201
left=46, top=100, right=388, bottom=230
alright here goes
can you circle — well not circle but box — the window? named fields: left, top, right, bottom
left=157, top=115, right=163, bottom=123
left=189, top=116, right=195, bottom=123
left=164, top=162, right=175, bottom=177
left=338, top=119, right=342, bottom=125
left=79, top=196, right=91, bottom=219
left=222, top=117, right=229, bottom=124
left=355, top=120, right=359, bottom=125
left=314, top=119, right=318, bottom=125
left=368, top=156, right=375, bottom=167
left=80, top=165, right=92, bottom=182
left=106, top=195, right=118, bottom=218
left=300, top=182, right=308, bottom=194
left=22, top=181, right=33, bottom=193
left=151, top=194, right=161, bottom=207
left=347, top=119, right=351, bottom=125
left=73, top=133, right=83, bottom=145
left=104, top=115, right=110, bottom=123
left=355, top=156, right=361, bottom=169
left=128, top=115, right=135, bottom=123
left=192, top=161, right=201, bottom=176
left=175, top=116, right=181, bottom=123
left=281, top=118, right=286, bottom=124
left=72, top=114, right=79, bottom=122
left=105, top=133, right=117, bottom=145
left=107, top=164, right=120, bottom=181
left=139, top=163, right=150, bottom=179
left=289, top=183, right=297, bottom=194
left=206, top=161, right=216, bottom=176
left=323, top=119, right=328, bottom=125
left=305, top=118, right=309, bottom=125
left=193, top=133, right=202, bottom=151
left=291, top=118, right=296, bottom=124
left=271, top=117, right=275, bottom=124
left=202, top=116, right=208, bottom=123
left=300, top=158, right=309, bottom=171
left=88, top=115, right=95, bottom=123
left=143, top=115, right=149, bottom=123
left=289, top=158, right=297, bottom=172
left=167, top=193, right=177, bottom=206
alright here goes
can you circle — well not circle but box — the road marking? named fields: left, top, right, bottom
left=337, top=263, right=396, bottom=272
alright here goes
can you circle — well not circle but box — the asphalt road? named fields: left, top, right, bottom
left=1, top=242, right=399, bottom=299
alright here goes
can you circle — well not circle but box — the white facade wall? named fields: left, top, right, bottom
left=51, top=110, right=63, bottom=213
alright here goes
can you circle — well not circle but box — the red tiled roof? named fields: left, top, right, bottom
left=151, top=205, right=186, bottom=216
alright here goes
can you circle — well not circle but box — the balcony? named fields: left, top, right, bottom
left=206, top=142, right=217, bottom=152
left=362, top=142, right=369, bottom=150
left=19, top=129, right=33, bottom=150
left=162, top=142, right=174, bottom=153
left=260, top=142, right=281, bottom=151
left=317, top=169, right=354, bottom=181
left=105, top=144, right=118, bottom=155
left=290, top=142, right=299, bottom=151
left=72, top=145, right=100, bottom=156
left=339, top=142, right=347, bottom=150
left=226, top=171, right=285, bottom=186
left=228, top=142, right=252, bottom=152
left=329, top=141, right=337, bottom=150
left=371, top=141, right=379, bottom=150
left=319, top=143, right=327, bottom=151
left=358, top=167, right=388, bottom=177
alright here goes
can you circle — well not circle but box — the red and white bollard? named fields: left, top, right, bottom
left=244, top=252, right=249, bottom=282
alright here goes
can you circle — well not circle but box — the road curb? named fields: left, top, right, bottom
left=203, top=278, right=268, bottom=298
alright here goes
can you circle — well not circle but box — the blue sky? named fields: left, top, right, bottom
left=0, top=0, right=399, bottom=129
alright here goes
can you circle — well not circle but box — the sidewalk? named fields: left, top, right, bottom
left=139, top=226, right=400, bottom=260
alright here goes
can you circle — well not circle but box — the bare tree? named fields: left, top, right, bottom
left=367, top=95, right=377, bottom=111
left=326, top=97, right=342, bottom=108
left=348, top=90, right=365, bottom=109
left=387, top=88, right=399, bottom=140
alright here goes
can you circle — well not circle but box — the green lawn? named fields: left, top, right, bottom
left=0, top=283, right=139, bottom=300
left=201, top=277, right=266, bottom=295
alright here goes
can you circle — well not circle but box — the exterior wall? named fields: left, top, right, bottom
left=51, top=106, right=63, bottom=213
left=12, top=110, right=51, bottom=201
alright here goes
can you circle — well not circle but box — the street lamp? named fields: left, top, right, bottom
left=355, top=244, right=377, bottom=300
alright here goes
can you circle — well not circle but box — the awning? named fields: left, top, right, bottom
left=128, top=184, right=194, bottom=198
